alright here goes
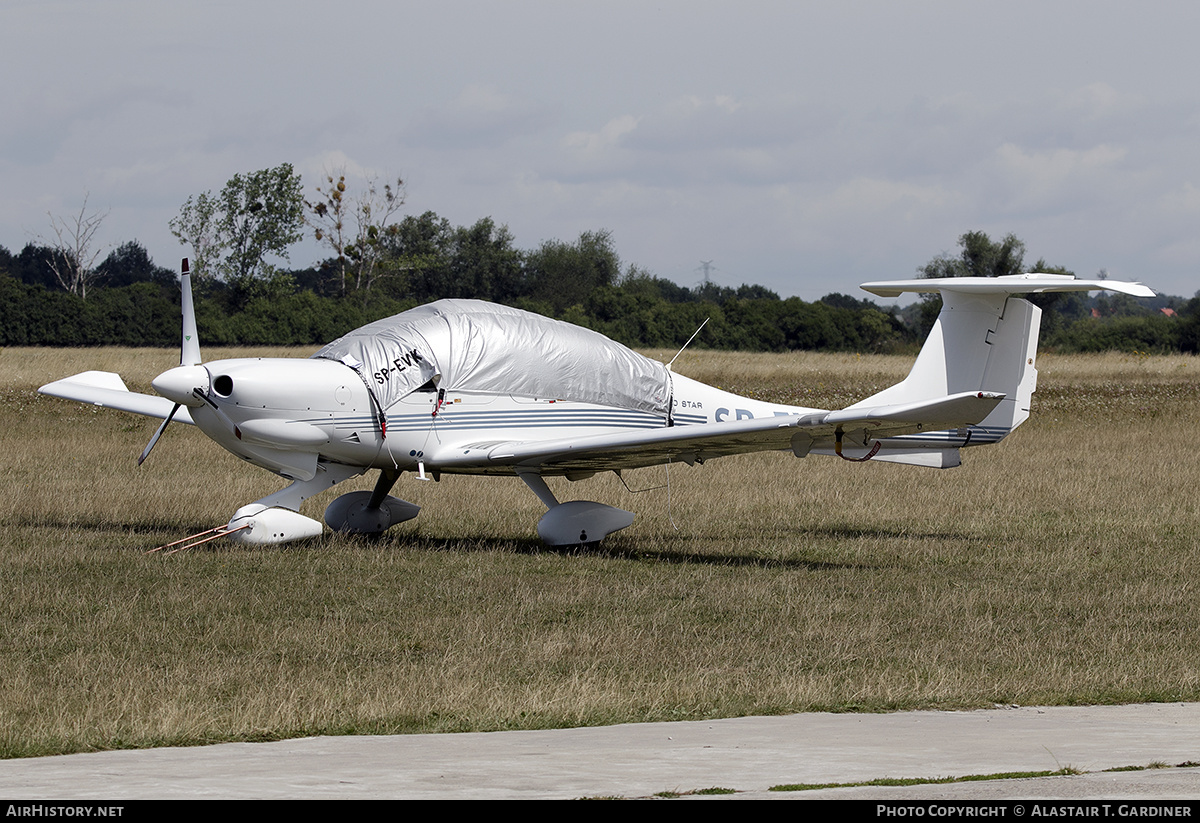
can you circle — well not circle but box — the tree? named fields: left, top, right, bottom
left=306, top=172, right=351, bottom=293
left=524, top=229, right=621, bottom=311
left=1181, top=296, right=1200, bottom=354
left=95, top=240, right=175, bottom=287
left=915, top=231, right=1028, bottom=335
left=446, top=217, right=523, bottom=302
left=820, top=292, right=881, bottom=312
left=382, top=211, right=455, bottom=301
left=219, top=164, right=305, bottom=286
left=168, top=190, right=222, bottom=282
left=619, top=265, right=693, bottom=303
left=10, top=243, right=60, bottom=289
left=41, top=194, right=109, bottom=298
left=346, top=173, right=406, bottom=293
left=306, top=170, right=406, bottom=294
left=918, top=230, right=1026, bottom=280
left=170, top=164, right=304, bottom=289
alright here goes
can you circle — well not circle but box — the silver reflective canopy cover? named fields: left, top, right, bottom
left=312, top=299, right=673, bottom=416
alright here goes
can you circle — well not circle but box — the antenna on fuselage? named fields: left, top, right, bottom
left=666, top=317, right=709, bottom=371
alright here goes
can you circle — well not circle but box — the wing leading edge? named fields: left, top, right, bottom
left=39, top=371, right=195, bottom=424
left=428, top=390, right=1003, bottom=475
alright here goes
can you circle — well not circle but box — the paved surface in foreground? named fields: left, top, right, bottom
left=1, top=704, right=1198, bottom=799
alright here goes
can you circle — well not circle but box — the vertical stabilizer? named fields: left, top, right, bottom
left=854, top=274, right=1154, bottom=443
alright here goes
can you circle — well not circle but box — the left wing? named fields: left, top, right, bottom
left=428, top=391, right=1003, bottom=475
left=39, top=371, right=195, bottom=424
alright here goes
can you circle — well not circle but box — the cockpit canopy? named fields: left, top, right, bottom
left=312, top=300, right=673, bottom=416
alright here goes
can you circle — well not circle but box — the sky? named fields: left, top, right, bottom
left=2, top=0, right=1198, bottom=304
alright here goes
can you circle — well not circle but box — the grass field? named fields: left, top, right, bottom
left=2, top=346, right=1198, bottom=758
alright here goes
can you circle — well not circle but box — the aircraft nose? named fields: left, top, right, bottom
left=151, top=365, right=209, bottom=407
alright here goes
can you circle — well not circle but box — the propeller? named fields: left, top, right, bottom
left=189, top=385, right=242, bottom=441
left=137, top=403, right=181, bottom=465
left=138, top=259, right=204, bottom=465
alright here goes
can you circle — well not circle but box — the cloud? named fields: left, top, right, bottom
left=991, top=142, right=1129, bottom=211
left=400, top=84, right=558, bottom=150
left=563, top=114, right=640, bottom=158
left=544, top=94, right=844, bottom=189
left=1063, top=82, right=1139, bottom=120
left=823, top=177, right=958, bottom=219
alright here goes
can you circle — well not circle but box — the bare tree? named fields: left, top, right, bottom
left=43, top=194, right=109, bottom=298
left=350, top=173, right=406, bottom=292
left=305, top=171, right=352, bottom=294
left=306, top=169, right=405, bottom=294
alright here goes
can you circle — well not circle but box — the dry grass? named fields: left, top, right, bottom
left=2, top=346, right=1199, bottom=757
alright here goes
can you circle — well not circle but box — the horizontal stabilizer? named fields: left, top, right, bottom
left=39, top=371, right=194, bottom=424
left=825, top=391, right=1003, bottom=429
left=811, top=446, right=963, bottom=468
left=861, top=273, right=1155, bottom=299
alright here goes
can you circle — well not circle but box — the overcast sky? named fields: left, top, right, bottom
left=2, top=0, right=1197, bottom=303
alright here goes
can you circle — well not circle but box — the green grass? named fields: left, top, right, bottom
left=769, top=768, right=1084, bottom=792
left=653, top=787, right=738, bottom=797
left=3, top=348, right=1199, bottom=758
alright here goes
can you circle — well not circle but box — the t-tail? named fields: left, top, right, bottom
left=845, top=273, right=1155, bottom=467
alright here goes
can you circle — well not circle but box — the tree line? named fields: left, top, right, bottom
left=0, top=230, right=914, bottom=351
left=2, top=164, right=1197, bottom=354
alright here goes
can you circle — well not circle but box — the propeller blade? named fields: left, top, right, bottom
left=180, top=258, right=200, bottom=367
left=137, top=403, right=181, bottom=465
left=140, top=260, right=201, bottom=465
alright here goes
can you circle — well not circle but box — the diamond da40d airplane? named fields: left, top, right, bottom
left=40, top=263, right=1153, bottom=548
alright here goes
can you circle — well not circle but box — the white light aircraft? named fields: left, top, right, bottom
left=39, top=263, right=1154, bottom=548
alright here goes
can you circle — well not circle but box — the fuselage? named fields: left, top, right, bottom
left=186, top=358, right=825, bottom=480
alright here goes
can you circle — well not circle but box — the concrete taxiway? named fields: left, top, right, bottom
left=1, top=703, right=1198, bottom=799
